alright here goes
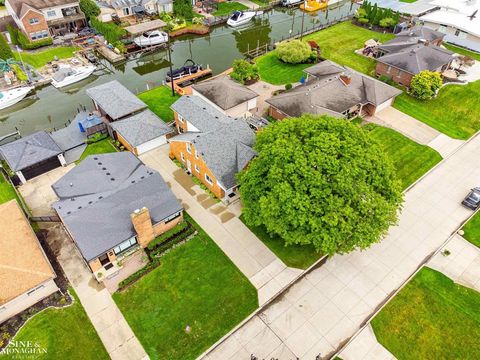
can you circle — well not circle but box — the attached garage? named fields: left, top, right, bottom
left=373, top=97, right=395, bottom=114
left=110, top=109, right=173, bottom=156
left=21, top=156, right=63, bottom=180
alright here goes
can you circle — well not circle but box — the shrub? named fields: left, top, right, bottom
left=0, top=33, right=12, bottom=59
left=147, top=221, right=189, bottom=250
left=86, top=132, right=107, bottom=144
left=409, top=70, right=443, bottom=100
left=358, top=17, right=369, bottom=25
left=80, top=0, right=100, bottom=20
left=91, top=18, right=126, bottom=46
left=173, top=0, right=193, bottom=20
left=7, top=25, right=18, bottom=46
left=379, top=17, right=396, bottom=28
left=230, top=59, right=259, bottom=84
left=276, top=39, right=312, bottom=64
left=285, top=83, right=292, bottom=90
left=358, top=0, right=399, bottom=27
left=12, top=64, right=27, bottom=81
left=149, top=228, right=195, bottom=257
left=16, top=30, right=53, bottom=49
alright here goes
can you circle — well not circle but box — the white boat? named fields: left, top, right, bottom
left=133, top=30, right=169, bottom=47
left=51, top=64, right=96, bottom=88
left=227, top=11, right=257, bottom=27
left=0, top=86, right=34, bottom=110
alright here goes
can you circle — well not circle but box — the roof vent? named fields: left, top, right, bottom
left=78, top=206, right=82, bottom=209
left=88, top=201, right=93, bottom=204
left=69, top=182, right=73, bottom=187
left=102, top=167, right=107, bottom=170
left=141, top=176, right=145, bottom=179
left=106, top=172, right=111, bottom=175
left=93, top=157, right=98, bottom=160
left=98, top=162, right=102, bottom=165
left=67, top=211, right=71, bottom=215
left=71, top=198, right=75, bottom=201
left=203, top=107, right=206, bottom=110
left=99, top=196, right=103, bottom=199
left=134, top=208, right=140, bottom=214
left=110, top=178, right=115, bottom=181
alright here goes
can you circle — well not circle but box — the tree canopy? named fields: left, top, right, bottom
left=230, top=59, right=259, bottom=84
left=238, top=115, right=403, bottom=255
left=276, top=40, right=312, bottom=64
left=409, top=70, right=443, bottom=100
left=173, top=0, right=194, bottom=20
left=79, top=0, right=100, bottom=20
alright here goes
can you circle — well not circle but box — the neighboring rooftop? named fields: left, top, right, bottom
left=7, top=0, right=75, bottom=17
left=0, top=131, right=62, bottom=172
left=52, top=152, right=182, bottom=261
left=124, top=19, right=167, bottom=35
left=0, top=200, right=55, bottom=306
left=110, top=109, right=173, bottom=147
left=267, top=60, right=402, bottom=117
left=86, top=80, right=146, bottom=120
left=192, top=75, right=259, bottom=111
left=378, top=25, right=445, bottom=53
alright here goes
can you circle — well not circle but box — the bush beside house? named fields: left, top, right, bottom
left=409, top=70, right=443, bottom=100
left=230, top=59, right=259, bottom=84
left=0, top=33, right=13, bottom=59
left=276, top=39, right=313, bottom=64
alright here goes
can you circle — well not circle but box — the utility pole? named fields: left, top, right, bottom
left=167, top=37, right=175, bottom=97
left=300, top=3, right=306, bottom=40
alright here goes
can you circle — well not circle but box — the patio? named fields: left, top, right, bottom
left=103, top=248, right=149, bottom=293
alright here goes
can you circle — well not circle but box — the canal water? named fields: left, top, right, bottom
left=0, top=1, right=358, bottom=137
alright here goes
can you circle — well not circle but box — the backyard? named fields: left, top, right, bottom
left=365, top=124, right=443, bottom=190
left=113, top=214, right=258, bottom=360
left=255, top=52, right=310, bottom=85
left=11, top=289, right=109, bottom=360
left=371, top=267, right=480, bottom=359
left=14, top=46, right=79, bottom=69
left=0, top=172, right=18, bottom=204
left=462, top=211, right=480, bottom=248
left=76, top=138, right=117, bottom=163
left=212, top=2, right=248, bottom=16
left=137, top=85, right=180, bottom=122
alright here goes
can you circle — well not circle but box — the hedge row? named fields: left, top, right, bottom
left=149, top=227, right=196, bottom=258
left=91, top=18, right=126, bottom=47
left=147, top=221, right=189, bottom=250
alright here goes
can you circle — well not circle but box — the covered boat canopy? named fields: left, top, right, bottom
left=125, top=19, right=167, bottom=36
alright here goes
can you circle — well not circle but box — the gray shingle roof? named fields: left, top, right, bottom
left=86, top=80, right=146, bottom=120
left=110, top=109, right=173, bottom=147
left=52, top=152, right=182, bottom=261
left=192, top=75, right=258, bottom=111
left=266, top=60, right=402, bottom=118
left=0, top=131, right=62, bottom=172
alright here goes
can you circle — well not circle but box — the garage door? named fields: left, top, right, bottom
left=136, top=136, right=167, bottom=155
left=21, top=157, right=62, bottom=180
left=374, top=98, right=394, bottom=114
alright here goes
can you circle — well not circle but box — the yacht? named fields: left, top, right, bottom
left=227, top=11, right=257, bottom=27
left=133, top=31, right=169, bottom=47
left=51, top=64, right=96, bottom=88
left=0, top=86, right=34, bottom=110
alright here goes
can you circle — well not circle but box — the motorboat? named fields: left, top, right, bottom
left=227, top=11, right=257, bottom=27
left=166, top=59, right=202, bottom=82
left=133, top=30, right=169, bottom=47
left=51, top=64, right=96, bottom=88
left=282, top=0, right=303, bottom=6
left=0, top=86, right=34, bottom=110
left=300, top=0, right=328, bottom=12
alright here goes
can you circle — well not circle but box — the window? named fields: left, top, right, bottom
left=178, top=114, right=184, bottom=123
left=195, top=150, right=199, bottom=159
left=386, top=65, right=391, bottom=74
left=164, top=211, right=181, bottom=224
left=186, top=143, right=192, bottom=154
left=180, top=152, right=185, bottom=162
left=195, top=164, right=200, bottom=173
left=113, top=237, right=137, bottom=255
left=396, top=70, right=402, bottom=78
left=123, top=7, right=130, bottom=16
left=47, top=10, right=56, bottom=17
left=27, top=285, right=45, bottom=296
left=30, top=31, right=49, bottom=40
left=29, top=18, right=39, bottom=24
left=455, top=29, right=468, bottom=39
left=438, top=24, right=447, bottom=33
left=205, top=173, right=213, bottom=185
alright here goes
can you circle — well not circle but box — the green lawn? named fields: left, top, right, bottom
left=12, top=289, right=109, bottom=360
left=393, top=80, right=480, bottom=140
left=0, top=172, right=18, bottom=204
left=462, top=211, right=480, bottom=248
left=113, top=214, right=258, bottom=360
left=400, top=0, right=417, bottom=3
left=212, top=2, right=248, bottom=16
left=365, top=124, right=442, bottom=190
left=14, top=46, right=79, bottom=69
left=241, top=215, right=322, bottom=269
left=371, top=267, right=480, bottom=359
left=137, top=86, right=180, bottom=122
left=255, top=52, right=310, bottom=85
left=444, top=43, right=480, bottom=61
left=76, top=138, right=117, bottom=164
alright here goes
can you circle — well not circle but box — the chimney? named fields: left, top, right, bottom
left=131, top=207, right=155, bottom=248
left=340, top=74, right=351, bottom=86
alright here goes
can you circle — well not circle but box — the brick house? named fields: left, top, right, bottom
left=266, top=60, right=402, bottom=120
left=51, top=152, right=183, bottom=279
left=6, top=0, right=86, bottom=42
left=375, top=26, right=455, bottom=87
left=169, top=95, right=256, bottom=202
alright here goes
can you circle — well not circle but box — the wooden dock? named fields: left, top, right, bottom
left=97, top=45, right=125, bottom=63
left=166, top=68, right=213, bottom=95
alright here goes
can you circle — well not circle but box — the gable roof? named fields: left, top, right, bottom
left=86, top=80, right=146, bottom=120
left=7, top=0, right=75, bottom=17
left=52, top=152, right=182, bottom=261
left=0, top=200, right=55, bottom=306
left=266, top=60, right=402, bottom=118
left=192, top=75, right=258, bottom=111
left=0, top=131, right=62, bottom=172
left=110, top=109, right=173, bottom=147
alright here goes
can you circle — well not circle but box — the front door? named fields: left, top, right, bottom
left=99, top=254, right=110, bottom=266
left=186, top=159, right=192, bottom=173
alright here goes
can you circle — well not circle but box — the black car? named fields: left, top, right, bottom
left=462, top=187, right=480, bottom=210
left=166, top=59, right=202, bottom=82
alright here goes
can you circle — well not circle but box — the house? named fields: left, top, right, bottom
left=86, top=80, right=173, bottom=155
left=266, top=60, right=402, bottom=120
left=0, top=200, right=58, bottom=323
left=110, top=109, right=173, bottom=155
left=169, top=95, right=256, bottom=202
left=375, top=26, right=455, bottom=86
left=0, top=131, right=66, bottom=184
left=98, top=0, right=171, bottom=20
left=420, top=0, right=480, bottom=52
left=191, top=75, right=259, bottom=117
left=51, top=152, right=183, bottom=279
left=5, top=0, right=86, bottom=42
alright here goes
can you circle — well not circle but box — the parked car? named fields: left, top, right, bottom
left=166, top=59, right=202, bottom=82
left=462, top=187, right=480, bottom=210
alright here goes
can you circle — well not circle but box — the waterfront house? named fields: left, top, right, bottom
left=266, top=60, right=402, bottom=120
left=191, top=75, right=259, bottom=117
left=99, top=0, right=172, bottom=20
left=0, top=200, right=58, bottom=323
left=51, top=152, right=183, bottom=279
left=5, top=0, right=86, bottom=42
left=0, top=131, right=66, bottom=184
left=169, top=95, right=256, bottom=202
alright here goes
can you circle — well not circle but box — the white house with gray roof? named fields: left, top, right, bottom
left=51, top=152, right=183, bottom=278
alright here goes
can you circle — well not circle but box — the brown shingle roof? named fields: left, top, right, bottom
left=0, top=200, right=55, bottom=306
left=7, top=0, right=75, bottom=17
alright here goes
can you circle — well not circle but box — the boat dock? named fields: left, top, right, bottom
left=166, top=67, right=213, bottom=95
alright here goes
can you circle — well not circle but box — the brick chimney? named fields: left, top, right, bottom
left=131, top=207, right=155, bottom=248
left=340, top=74, right=352, bottom=86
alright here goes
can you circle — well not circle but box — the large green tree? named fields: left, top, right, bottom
left=80, top=0, right=100, bottom=20
left=238, top=115, right=403, bottom=255
left=409, top=70, right=443, bottom=100
left=0, top=33, right=13, bottom=60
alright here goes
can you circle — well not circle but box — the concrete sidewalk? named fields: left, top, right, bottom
left=201, top=131, right=480, bottom=359
left=140, top=146, right=302, bottom=305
